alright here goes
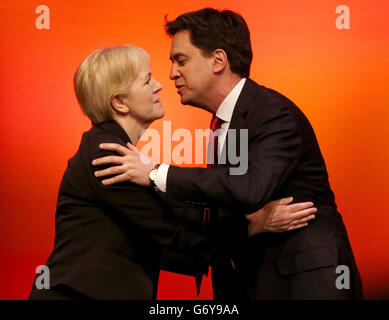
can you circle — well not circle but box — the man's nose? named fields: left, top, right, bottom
left=170, top=64, right=179, bottom=80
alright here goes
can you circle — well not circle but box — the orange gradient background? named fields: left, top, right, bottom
left=0, top=0, right=388, bottom=299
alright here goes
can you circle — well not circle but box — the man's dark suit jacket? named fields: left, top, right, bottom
left=30, top=121, right=246, bottom=300
left=164, top=78, right=363, bottom=299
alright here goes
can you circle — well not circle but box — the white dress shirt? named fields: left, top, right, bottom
left=154, top=78, right=246, bottom=192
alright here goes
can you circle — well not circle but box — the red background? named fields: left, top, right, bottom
left=0, top=0, right=388, bottom=299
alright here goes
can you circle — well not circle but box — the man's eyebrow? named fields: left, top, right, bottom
left=170, top=53, right=187, bottom=61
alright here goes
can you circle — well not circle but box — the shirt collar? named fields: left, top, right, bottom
left=215, top=78, right=246, bottom=123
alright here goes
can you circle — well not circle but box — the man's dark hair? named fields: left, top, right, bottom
left=165, top=8, right=252, bottom=78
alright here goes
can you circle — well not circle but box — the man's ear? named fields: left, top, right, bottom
left=212, top=49, right=228, bottom=74
left=111, top=94, right=130, bottom=114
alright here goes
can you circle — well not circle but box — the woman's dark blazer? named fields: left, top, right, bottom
left=31, top=120, right=241, bottom=299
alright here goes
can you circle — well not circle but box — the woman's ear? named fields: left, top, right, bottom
left=212, top=49, right=228, bottom=74
left=110, top=94, right=130, bottom=114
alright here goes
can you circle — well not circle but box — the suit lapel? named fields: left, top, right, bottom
left=219, top=78, right=256, bottom=168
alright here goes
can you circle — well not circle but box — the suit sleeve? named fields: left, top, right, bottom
left=166, top=103, right=303, bottom=215
left=83, top=132, right=247, bottom=257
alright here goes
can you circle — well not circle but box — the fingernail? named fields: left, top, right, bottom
left=92, top=160, right=96, bottom=165
left=95, top=172, right=99, bottom=177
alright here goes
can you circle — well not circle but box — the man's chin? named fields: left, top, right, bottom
left=180, top=96, right=204, bottom=109
left=180, top=95, right=192, bottom=106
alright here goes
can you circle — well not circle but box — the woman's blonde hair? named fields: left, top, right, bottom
left=74, top=45, right=149, bottom=124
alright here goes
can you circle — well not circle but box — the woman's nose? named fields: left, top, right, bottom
left=153, top=79, right=163, bottom=92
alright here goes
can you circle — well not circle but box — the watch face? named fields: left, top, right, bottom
left=149, top=169, right=157, bottom=181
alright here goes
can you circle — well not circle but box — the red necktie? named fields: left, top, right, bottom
left=204, top=114, right=222, bottom=223
left=208, top=115, right=223, bottom=169
left=195, top=114, right=223, bottom=296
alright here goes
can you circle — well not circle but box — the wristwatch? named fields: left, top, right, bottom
left=149, top=164, right=161, bottom=191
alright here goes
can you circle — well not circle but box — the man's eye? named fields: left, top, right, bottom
left=178, top=60, right=185, bottom=66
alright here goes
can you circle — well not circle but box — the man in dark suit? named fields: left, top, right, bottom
left=93, top=9, right=363, bottom=299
